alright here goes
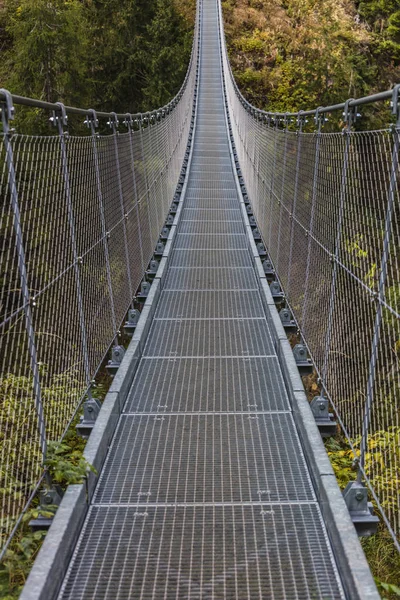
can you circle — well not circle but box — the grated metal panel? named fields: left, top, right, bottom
left=178, top=220, right=244, bottom=234
left=58, top=505, right=345, bottom=600
left=180, top=208, right=242, bottom=220
left=189, top=157, right=232, bottom=166
left=169, top=248, right=253, bottom=268
left=184, top=194, right=240, bottom=206
left=143, top=319, right=275, bottom=357
left=155, top=290, right=265, bottom=319
left=163, top=267, right=257, bottom=290
left=57, top=0, right=347, bottom=596
left=124, top=356, right=290, bottom=413
left=173, top=233, right=248, bottom=250
left=94, top=413, right=314, bottom=504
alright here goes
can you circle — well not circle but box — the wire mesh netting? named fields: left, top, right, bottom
left=220, top=9, right=400, bottom=547
left=0, top=7, right=199, bottom=552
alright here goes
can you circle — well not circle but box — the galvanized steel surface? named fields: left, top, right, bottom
left=57, top=1, right=346, bottom=597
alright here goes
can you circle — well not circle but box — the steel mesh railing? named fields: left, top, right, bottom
left=0, top=5, right=199, bottom=555
left=218, top=0, right=400, bottom=549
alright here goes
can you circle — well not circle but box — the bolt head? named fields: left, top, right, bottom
left=355, top=491, right=364, bottom=502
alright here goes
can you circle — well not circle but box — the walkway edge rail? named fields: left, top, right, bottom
left=216, top=1, right=379, bottom=598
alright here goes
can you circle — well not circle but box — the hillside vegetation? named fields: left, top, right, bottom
left=0, top=0, right=195, bottom=116
left=222, top=0, right=400, bottom=114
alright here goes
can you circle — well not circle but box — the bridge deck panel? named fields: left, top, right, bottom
left=123, top=356, right=291, bottom=413
left=56, top=0, right=347, bottom=597
left=58, top=505, right=344, bottom=600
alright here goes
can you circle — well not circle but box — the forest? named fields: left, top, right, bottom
left=222, top=0, right=400, bottom=115
left=0, top=0, right=195, bottom=122
left=1, top=0, right=399, bottom=119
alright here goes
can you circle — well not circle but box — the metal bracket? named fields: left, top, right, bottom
left=270, top=281, right=285, bottom=304
left=160, top=226, right=170, bottom=241
left=106, top=345, right=125, bottom=377
left=314, top=107, right=325, bottom=132
left=123, top=113, right=134, bottom=130
left=124, top=308, right=140, bottom=336
left=107, top=112, right=119, bottom=131
left=248, top=216, right=256, bottom=228
left=310, top=396, right=337, bottom=437
left=296, top=110, right=306, bottom=131
left=252, top=228, right=261, bottom=242
left=293, top=343, right=313, bottom=375
left=0, top=88, right=15, bottom=130
left=84, top=109, right=99, bottom=132
left=343, top=98, right=358, bottom=129
left=283, top=112, right=289, bottom=131
left=390, top=83, right=400, bottom=127
left=154, top=242, right=165, bottom=258
left=29, top=485, right=64, bottom=531
left=134, top=115, right=142, bottom=130
left=279, top=307, right=297, bottom=333
left=137, top=281, right=151, bottom=302
left=165, top=214, right=174, bottom=227
left=263, top=259, right=275, bottom=280
left=256, top=242, right=267, bottom=258
left=51, top=102, right=68, bottom=132
left=343, top=481, right=379, bottom=537
left=76, top=398, right=102, bottom=438
left=146, top=259, right=159, bottom=279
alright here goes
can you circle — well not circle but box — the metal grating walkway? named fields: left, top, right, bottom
left=57, top=0, right=346, bottom=597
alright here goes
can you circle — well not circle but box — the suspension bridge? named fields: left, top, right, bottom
left=1, top=0, right=400, bottom=597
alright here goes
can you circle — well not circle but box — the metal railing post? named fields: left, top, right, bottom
left=85, top=110, right=117, bottom=336
left=148, top=112, right=163, bottom=234
left=287, top=111, right=305, bottom=296
left=321, top=100, right=354, bottom=393
left=358, top=89, right=400, bottom=481
left=268, top=115, right=280, bottom=248
left=108, top=112, right=134, bottom=304
left=276, top=113, right=289, bottom=270
left=0, top=90, right=47, bottom=460
left=301, top=107, right=324, bottom=332
left=123, top=114, right=145, bottom=275
left=139, top=114, right=153, bottom=250
left=53, top=103, right=92, bottom=395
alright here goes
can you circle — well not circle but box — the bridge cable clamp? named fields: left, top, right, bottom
left=50, top=102, right=68, bottom=136
left=390, top=83, right=400, bottom=128
left=107, top=111, right=119, bottom=131
left=84, top=109, right=99, bottom=135
left=342, top=98, right=358, bottom=132
left=0, top=88, right=15, bottom=136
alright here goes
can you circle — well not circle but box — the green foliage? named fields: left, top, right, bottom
left=326, top=436, right=400, bottom=596
left=0, top=525, right=46, bottom=598
left=364, top=527, right=400, bottom=599
left=325, top=437, right=355, bottom=488
left=357, top=0, right=400, bottom=61
left=1, top=0, right=90, bottom=104
left=222, top=0, right=400, bottom=124
left=0, top=370, right=85, bottom=551
left=0, top=0, right=195, bottom=129
left=0, top=374, right=97, bottom=597
left=45, top=441, right=95, bottom=486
